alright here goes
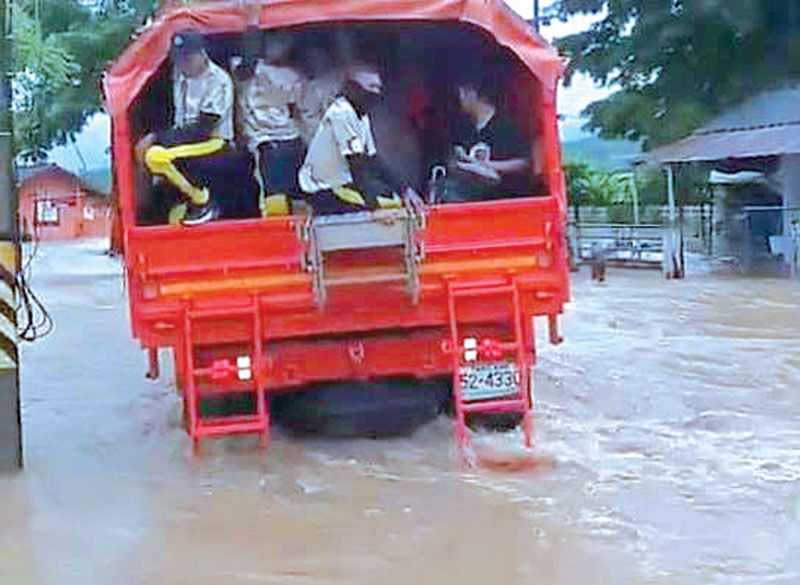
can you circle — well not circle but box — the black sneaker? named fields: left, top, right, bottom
left=182, top=202, right=219, bottom=226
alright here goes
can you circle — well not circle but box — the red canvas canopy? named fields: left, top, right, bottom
left=104, top=0, right=565, bottom=117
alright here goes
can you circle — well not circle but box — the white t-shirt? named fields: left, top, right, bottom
left=297, top=71, right=344, bottom=142
left=173, top=60, right=235, bottom=142
left=298, top=97, right=377, bottom=194
left=236, top=60, right=305, bottom=151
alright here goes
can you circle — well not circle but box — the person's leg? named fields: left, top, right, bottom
left=258, top=139, right=307, bottom=217
left=310, top=190, right=366, bottom=215
left=230, top=150, right=259, bottom=218
left=257, top=143, right=290, bottom=217
left=144, top=138, right=226, bottom=205
left=345, top=175, right=403, bottom=211
left=181, top=147, right=252, bottom=219
left=144, top=138, right=226, bottom=224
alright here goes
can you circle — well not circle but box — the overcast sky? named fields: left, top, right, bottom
left=49, top=0, right=609, bottom=173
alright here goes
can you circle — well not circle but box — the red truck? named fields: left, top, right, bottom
left=104, top=0, right=569, bottom=453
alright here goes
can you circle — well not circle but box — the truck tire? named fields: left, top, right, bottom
left=273, top=378, right=450, bottom=438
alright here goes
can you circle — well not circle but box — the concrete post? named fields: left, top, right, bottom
left=664, top=165, right=684, bottom=279
left=0, top=0, right=21, bottom=472
left=631, top=174, right=640, bottom=225
left=663, top=166, right=675, bottom=277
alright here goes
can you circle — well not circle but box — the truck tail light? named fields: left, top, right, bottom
left=208, top=355, right=253, bottom=382
left=210, top=358, right=234, bottom=381
left=463, top=337, right=478, bottom=362
left=237, top=355, right=253, bottom=381
left=478, top=338, right=504, bottom=361
left=463, top=337, right=505, bottom=362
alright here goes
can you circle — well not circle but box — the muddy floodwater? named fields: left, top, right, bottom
left=1, top=241, right=799, bottom=584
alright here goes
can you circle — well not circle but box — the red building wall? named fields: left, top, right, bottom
left=18, top=167, right=112, bottom=242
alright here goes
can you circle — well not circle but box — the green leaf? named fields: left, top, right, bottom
left=554, top=0, right=800, bottom=148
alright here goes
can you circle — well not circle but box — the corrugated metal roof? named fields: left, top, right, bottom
left=646, top=85, right=800, bottom=164
left=16, top=163, right=65, bottom=184
left=16, top=164, right=108, bottom=197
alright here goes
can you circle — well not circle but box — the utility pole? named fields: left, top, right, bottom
left=533, top=0, right=540, bottom=31
left=0, top=0, right=22, bottom=472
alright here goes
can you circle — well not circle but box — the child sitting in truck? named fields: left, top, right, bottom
left=298, top=62, right=419, bottom=214
left=433, top=77, right=533, bottom=203
left=139, top=33, right=235, bottom=225
left=296, top=45, right=345, bottom=143
left=234, top=32, right=307, bottom=217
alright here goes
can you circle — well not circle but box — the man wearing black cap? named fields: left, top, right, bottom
left=141, top=32, right=235, bottom=225
left=298, top=62, right=418, bottom=213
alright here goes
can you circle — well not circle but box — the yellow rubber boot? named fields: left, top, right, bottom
left=377, top=193, right=403, bottom=209
left=261, top=193, right=291, bottom=217
left=144, top=141, right=221, bottom=205
left=168, top=203, right=188, bottom=225
left=332, top=187, right=367, bottom=207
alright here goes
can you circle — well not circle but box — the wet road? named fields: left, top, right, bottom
left=1, top=241, right=799, bottom=584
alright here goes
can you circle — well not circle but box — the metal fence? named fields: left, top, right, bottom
left=569, top=223, right=666, bottom=270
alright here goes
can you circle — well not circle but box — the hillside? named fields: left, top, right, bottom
left=562, top=137, right=642, bottom=170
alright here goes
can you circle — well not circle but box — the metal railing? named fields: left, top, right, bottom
left=569, top=222, right=672, bottom=271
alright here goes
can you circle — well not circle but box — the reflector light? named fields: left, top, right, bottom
left=210, top=359, right=233, bottom=381
left=479, top=338, right=504, bottom=361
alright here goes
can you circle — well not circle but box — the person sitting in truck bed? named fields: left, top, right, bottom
left=138, top=33, right=235, bottom=225
left=234, top=32, right=307, bottom=217
left=298, top=62, right=417, bottom=214
left=436, top=78, right=532, bottom=203
left=296, top=45, right=345, bottom=143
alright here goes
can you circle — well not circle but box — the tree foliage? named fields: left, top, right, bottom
left=13, top=0, right=158, bottom=162
left=565, top=159, right=631, bottom=207
left=552, top=0, right=800, bottom=149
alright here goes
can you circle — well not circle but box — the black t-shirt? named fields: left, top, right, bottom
left=453, top=113, right=532, bottom=196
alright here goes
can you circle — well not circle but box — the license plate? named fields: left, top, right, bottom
left=459, top=362, right=520, bottom=402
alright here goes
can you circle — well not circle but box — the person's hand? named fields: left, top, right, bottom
left=454, top=145, right=472, bottom=163
left=401, top=187, right=425, bottom=223
left=135, top=133, right=156, bottom=164
left=455, top=160, right=501, bottom=183
left=403, top=187, right=425, bottom=208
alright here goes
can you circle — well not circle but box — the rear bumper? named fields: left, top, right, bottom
left=176, top=323, right=537, bottom=394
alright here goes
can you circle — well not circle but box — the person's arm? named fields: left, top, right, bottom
left=329, top=105, right=393, bottom=187
left=484, top=158, right=529, bottom=174
left=486, top=119, right=531, bottom=177
left=157, top=112, right=221, bottom=146
left=454, top=159, right=501, bottom=183
left=454, top=136, right=530, bottom=182
left=347, top=153, right=373, bottom=189
left=372, top=155, right=402, bottom=192
left=348, top=153, right=402, bottom=197
left=287, top=72, right=308, bottom=128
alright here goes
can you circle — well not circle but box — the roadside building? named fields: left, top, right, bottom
left=647, top=85, right=800, bottom=276
left=18, top=164, right=112, bottom=242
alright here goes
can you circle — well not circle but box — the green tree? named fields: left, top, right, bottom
left=552, top=0, right=800, bottom=149
left=13, top=0, right=158, bottom=162
left=565, top=159, right=631, bottom=208
left=13, top=3, right=81, bottom=161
